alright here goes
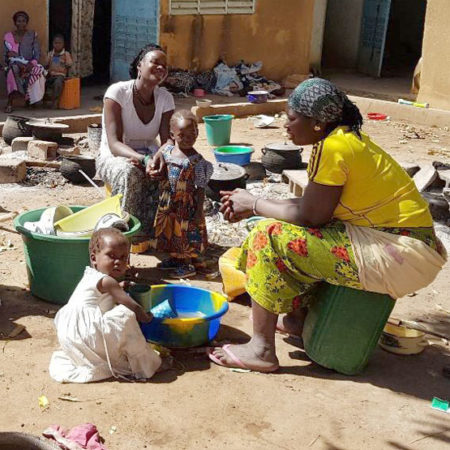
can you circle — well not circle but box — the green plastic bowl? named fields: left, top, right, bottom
left=14, top=206, right=141, bottom=304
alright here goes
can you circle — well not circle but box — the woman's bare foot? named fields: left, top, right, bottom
left=209, top=337, right=279, bottom=372
left=277, top=307, right=307, bottom=338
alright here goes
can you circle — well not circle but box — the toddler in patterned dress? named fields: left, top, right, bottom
left=152, top=110, right=213, bottom=278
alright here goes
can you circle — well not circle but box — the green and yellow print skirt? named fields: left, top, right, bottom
left=236, top=219, right=436, bottom=314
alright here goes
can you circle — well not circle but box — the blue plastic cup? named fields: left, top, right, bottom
left=150, top=299, right=177, bottom=319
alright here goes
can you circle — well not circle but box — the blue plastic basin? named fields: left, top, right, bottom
left=140, top=284, right=229, bottom=348
left=213, top=145, right=254, bottom=166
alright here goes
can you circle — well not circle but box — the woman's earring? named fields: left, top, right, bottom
left=314, top=125, right=321, bottom=131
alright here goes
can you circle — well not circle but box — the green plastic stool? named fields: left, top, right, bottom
left=302, top=284, right=395, bottom=375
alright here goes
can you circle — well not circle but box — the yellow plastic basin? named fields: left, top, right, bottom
left=54, top=194, right=123, bottom=232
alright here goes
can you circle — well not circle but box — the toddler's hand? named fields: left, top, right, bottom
left=137, top=309, right=153, bottom=323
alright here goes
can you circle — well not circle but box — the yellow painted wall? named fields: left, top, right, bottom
left=418, top=0, right=450, bottom=110
left=159, top=0, right=314, bottom=81
left=0, top=0, right=48, bottom=98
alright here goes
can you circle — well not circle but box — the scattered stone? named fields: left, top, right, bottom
left=399, top=162, right=420, bottom=178
left=421, top=192, right=450, bottom=222
left=27, top=140, right=58, bottom=160
left=11, top=137, right=34, bottom=152
left=0, top=159, right=26, bottom=183
left=413, top=165, right=438, bottom=192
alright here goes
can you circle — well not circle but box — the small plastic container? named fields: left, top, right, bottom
left=247, top=90, right=268, bottom=104
left=59, top=77, right=81, bottom=110
left=213, top=146, right=254, bottom=166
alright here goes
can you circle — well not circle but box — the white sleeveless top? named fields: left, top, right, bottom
left=99, top=80, right=175, bottom=157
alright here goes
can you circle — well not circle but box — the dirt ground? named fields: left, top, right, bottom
left=1, top=116, right=450, bottom=449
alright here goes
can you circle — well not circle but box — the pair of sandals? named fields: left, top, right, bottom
left=157, top=258, right=196, bottom=279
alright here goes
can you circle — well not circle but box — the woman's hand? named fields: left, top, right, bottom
left=147, top=150, right=166, bottom=179
left=220, top=189, right=255, bottom=223
left=127, top=157, right=145, bottom=172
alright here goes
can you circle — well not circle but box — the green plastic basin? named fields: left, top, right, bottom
left=14, top=206, right=141, bottom=304
left=302, top=284, right=395, bottom=375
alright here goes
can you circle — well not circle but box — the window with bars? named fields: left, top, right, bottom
left=170, top=0, right=256, bottom=15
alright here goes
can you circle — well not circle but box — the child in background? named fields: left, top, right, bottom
left=153, top=110, right=213, bottom=278
left=49, top=227, right=162, bottom=383
left=45, top=34, right=72, bottom=109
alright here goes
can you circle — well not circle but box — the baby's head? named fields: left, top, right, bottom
left=89, top=227, right=130, bottom=278
left=52, top=34, right=65, bottom=53
left=170, top=110, right=198, bottom=150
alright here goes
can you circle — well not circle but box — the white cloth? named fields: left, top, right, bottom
left=49, top=267, right=161, bottom=383
left=346, top=224, right=447, bottom=299
left=99, top=80, right=175, bottom=157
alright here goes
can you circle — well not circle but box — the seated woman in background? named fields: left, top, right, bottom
left=3, top=11, right=46, bottom=113
left=96, top=44, right=174, bottom=251
left=45, top=34, right=73, bottom=109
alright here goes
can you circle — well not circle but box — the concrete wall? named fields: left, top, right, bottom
left=159, top=0, right=315, bottom=81
left=322, top=0, right=364, bottom=70
left=0, top=0, right=49, bottom=98
left=310, top=0, right=328, bottom=72
left=418, top=0, right=450, bottom=110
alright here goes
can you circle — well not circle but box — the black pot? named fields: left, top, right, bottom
left=2, top=115, right=32, bottom=145
left=207, top=163, right=249, bottom=201
left=60, top=155, right=96, bottom=184
left=261, top=142, right=303, bottom=174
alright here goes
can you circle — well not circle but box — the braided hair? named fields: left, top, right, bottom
left=89, top=227, right=129, bottom=260
left=326, top=98, right=364, bottom=138
left=129, top=43, right=164, bottom=79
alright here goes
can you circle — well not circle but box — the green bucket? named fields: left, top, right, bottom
left=302, top=284, right=395, bottom=375
left=204, top=114, right=233, bottom=146
left=14, top=206, right=141, bottom=305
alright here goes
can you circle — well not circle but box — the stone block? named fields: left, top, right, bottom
left=57, top=146, right=81, bottom=157
left=11, top=136, right=34, bottom=152
left=282, top=169, right=309, bottom=197
left=0, top=159, right=26, bottom=183
left=413, top=165, right=438, bottom=192
left=27, top=140, right=58, bottom=160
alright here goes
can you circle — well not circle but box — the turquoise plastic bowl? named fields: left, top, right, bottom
left=140, top=284, right=229, bottom=348
left=214, top=145, right=254, bottom=166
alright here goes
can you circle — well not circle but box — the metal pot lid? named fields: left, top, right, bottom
left=27, top=120, right=69, bottom=130
left=265, top=141, right=302, bottom=152
left=210, top=162, right=247, bottom=181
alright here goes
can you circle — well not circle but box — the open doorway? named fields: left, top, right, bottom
left=48, top=0, right=112, bottom=84
left=382, top=0, right=426, bottom=77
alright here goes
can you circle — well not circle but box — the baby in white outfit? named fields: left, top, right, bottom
left=49, top=227, right=161, bottom=383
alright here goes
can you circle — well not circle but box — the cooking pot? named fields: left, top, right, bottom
left=27, top=120, right=69, bottom=143
left=207, top=162, right=249, bottom=201
left=2, top=115, right=32, bottom=145
left=261, top=142, right=303, bottom=173
left=60, top=155, right=96, bottom=184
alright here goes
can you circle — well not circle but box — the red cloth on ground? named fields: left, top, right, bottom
left=42, top=423, right=107, bottom=450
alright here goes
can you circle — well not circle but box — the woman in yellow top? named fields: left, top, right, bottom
left=208, top=78, right=446, bottom=372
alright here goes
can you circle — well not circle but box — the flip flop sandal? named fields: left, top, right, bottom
left=207, top=344, right=279, bottom=373
left=157, top=258, right=182, bottom=270
left=171, top=264, right=196, bottom=279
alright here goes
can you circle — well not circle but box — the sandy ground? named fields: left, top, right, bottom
left=1, top=117, right=450, bottom=449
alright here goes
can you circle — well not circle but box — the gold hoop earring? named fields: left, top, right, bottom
left=314, top=125, right=321, bottom=131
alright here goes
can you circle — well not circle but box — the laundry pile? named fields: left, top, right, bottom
left=163, top=60, right=283, bottom=97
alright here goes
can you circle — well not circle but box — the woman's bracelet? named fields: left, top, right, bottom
left=252, top=197, right=260, bottom=216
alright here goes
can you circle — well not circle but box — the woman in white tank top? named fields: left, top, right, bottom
left=96, top=44, right=175, bottom=251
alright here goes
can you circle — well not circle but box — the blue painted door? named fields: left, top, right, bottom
left=357, top=0, right=391, bottom=77
left=110, top=0, right=159, bottom=82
